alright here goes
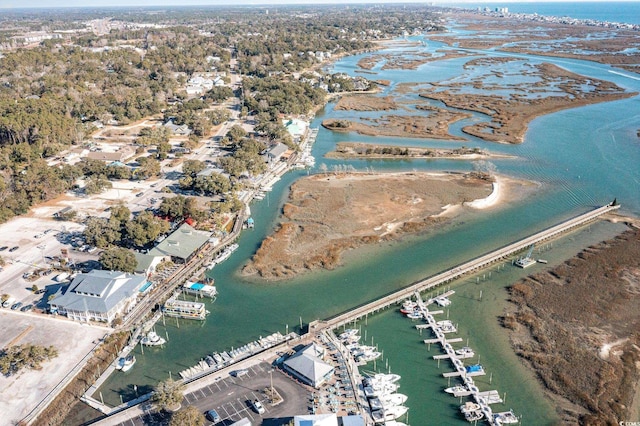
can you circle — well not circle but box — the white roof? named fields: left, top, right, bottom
left=294, top=414, right=338, bottom=426
left=284, top=350, right=334, bottom=385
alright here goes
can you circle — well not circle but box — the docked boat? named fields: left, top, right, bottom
left=163, top=298, right=208, bottom=320
left=464, top=409, right=484, bottom=422
left=437, top=320, right=457, bottom=333
left=373, top=373, right=401, bottom=384
left=357, top=350, right=382, bottom=363
left=382, top=405, right=408, bottom=421
left=338, top=328, right=359, bottom=340
left=434, top=296, right=451, bottom=307
left=456, top=346, right=475, bottom=358
left=494, top=410, right=519, bottom=424
left=182, top=281, right=217, bottom=298
left=460, top=402, right=481, bottom=414
left=141, top=331, right=166, bottom=346
left=118, top=355, right=136, bottom=372
left=213, top=243, right=239, bottom=265
left=465, top=364, right=485, bottom=376
left=379, top=393, right=408, bottom=407
left=445, top=385, right=468, bottom=394
left=405, top=312, right=422, bottom=320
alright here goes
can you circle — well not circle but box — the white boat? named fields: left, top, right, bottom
left=357, top=351, right=382, bottom=363
left=464, top=409, right=484, bottom=422
left=373, top=373, right=402, bottom=384
left=119, top=355, right=136, bottom=372
left=455, top=346, right=474, bottom=356
left=494, top=410, right=519, bottom=424
left=141, top=331, right=166, bottom=346
left=379, top=393, right=408, bottom=406
left=338, top=328, right=359, bottom=340
left=405, top=312, right=422, bottom=320
left=460, top=401, right=481, bottom=414
left=445, top=385, right=467, bottom=394
left=213, top=243, right=239, bottom=265
left=435, top=296, right=451, bottom=307
left=383, top=405, right=408, bottom=421
left=437, top=320, right=457, bottom=333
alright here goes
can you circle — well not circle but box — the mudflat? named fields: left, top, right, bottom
left=242, top=172, right=498, bottom=281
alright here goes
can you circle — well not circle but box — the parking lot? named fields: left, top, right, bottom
left=115, top=362, right=310, bottom=426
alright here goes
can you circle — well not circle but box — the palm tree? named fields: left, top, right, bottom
left=152, top=378, right=185, bottom=412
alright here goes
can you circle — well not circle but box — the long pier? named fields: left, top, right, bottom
left=316, top=203, right=619, bottom=331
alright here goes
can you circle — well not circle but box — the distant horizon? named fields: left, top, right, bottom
left=1, top=0, right=637, bottom=10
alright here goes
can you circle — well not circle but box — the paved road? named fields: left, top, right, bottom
left=113, top=362, right=310, bottom=426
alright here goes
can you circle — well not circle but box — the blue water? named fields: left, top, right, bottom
left=445, top=1, right=640, bottom=25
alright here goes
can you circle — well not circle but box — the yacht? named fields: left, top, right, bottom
left=141, top=331, right=166, bottom=346
left=338, top=329, right=359, bottom=340
left=357, top=351, right=382, bottom=363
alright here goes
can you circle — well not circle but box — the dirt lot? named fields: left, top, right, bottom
left=0, top=310, right=109, bottom=425
left=503, top=227, right=640, bottom=424
left=242, top=172, right=497, bottom=281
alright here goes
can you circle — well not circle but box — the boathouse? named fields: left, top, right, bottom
left=283, top=343, right=334, bottom=388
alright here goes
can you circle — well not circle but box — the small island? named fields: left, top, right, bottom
left=242, top=171, right=530, bottom=280
left=325, top=142, right=514, bottom=160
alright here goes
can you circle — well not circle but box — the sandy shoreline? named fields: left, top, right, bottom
left=325, top=142, right=516, bottom=161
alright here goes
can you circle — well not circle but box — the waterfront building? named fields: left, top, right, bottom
left=293, top=414, right=364, bottom=426
left=133, top=252, right=164, bottom=277
left=48, top=270, right=147, bottom=323
left=148, top=223, right=210, bottom=264
left=283, top=343, right=334, bottom=388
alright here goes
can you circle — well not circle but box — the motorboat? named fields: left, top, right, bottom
left=119, top=355, right=136, bottom=372
left=357, top=351, right=382, bottom=363
left=379, top=393, right=408, bottom=407
left=445, top=385, right=468, bottom=394
left=435, top=296, right=451, bottom=307
left=465, top=364, right=485, bottom=375
left=383, top=405, right=408, bottom=421
left=455, top=346, right=475, bottom=357
left=405, top=312, right=422, bottom=320
left=464, top=409, right=484, bottom=422
left=494, top=410, right=519, bottom=424
left=373, top=373, right=402, bottom=384
left=141, top=331, right=166, bottom=346
left=339, top=328, right=359, bottom=339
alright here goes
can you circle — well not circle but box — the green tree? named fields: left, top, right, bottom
left=125, top=211, right=170, bottom=247
left=84, top=217, right=121, bottom=248
left=99, top=247, right=137, bottom=272
left=169, top=406, right=205, bottom=426
left=182, top=160, right=206, bottom=178
left=152, top=378, right=185, bottom=412
left=136, top=157, right=161, bottom=179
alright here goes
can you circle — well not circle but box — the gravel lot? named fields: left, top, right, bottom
left=0, top=309, right=110, bottom=425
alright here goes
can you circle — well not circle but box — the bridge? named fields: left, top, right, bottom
left=314, top=203, right=620, bottom=332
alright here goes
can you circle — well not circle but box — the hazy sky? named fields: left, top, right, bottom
left=0, top=0, right=621, bottom=9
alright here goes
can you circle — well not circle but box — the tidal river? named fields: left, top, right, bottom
left=95, top=32, right=640, bottom=425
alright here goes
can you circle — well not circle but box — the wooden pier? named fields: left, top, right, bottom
left=316, top=203, right=619, bottom=332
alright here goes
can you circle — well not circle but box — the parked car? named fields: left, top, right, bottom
left=251, top=400, right=265, bottom=414
left=9, top=246, right=18, bottom=252
left=0, top=246, right=7, bottom=251
left=206, top=409, right=221, bottom=423
left=20, top=304, right=33, bottom=312
left=11, top=302, right=23, bottom=310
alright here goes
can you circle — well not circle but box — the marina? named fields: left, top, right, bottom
left=397, top=291, right=516, bottom=425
